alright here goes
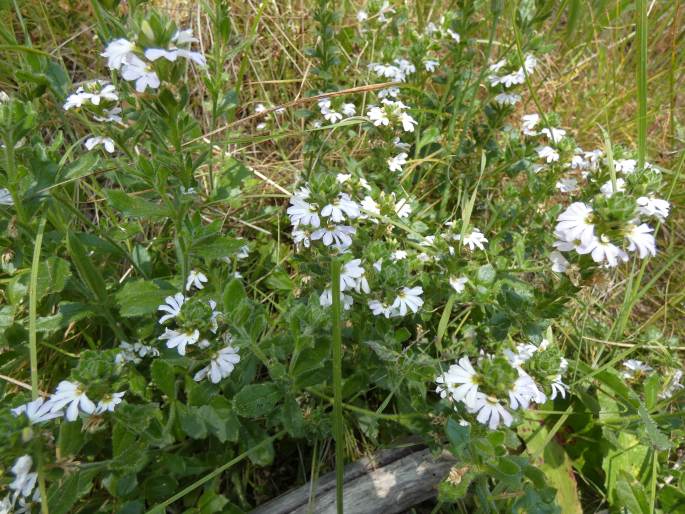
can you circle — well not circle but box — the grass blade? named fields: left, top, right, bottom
left=636, top=0, right=648, bottom=169
left=330, top=257, right=344, bottom=514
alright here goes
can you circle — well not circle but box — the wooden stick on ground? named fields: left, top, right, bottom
left=252, top=445, right=456, bottom=514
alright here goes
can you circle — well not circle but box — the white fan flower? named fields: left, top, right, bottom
left=548, top=251, right=570, bottom=273
left=387, top=152, right=408, bottom=173
left=158, top=293, right=185, bottom=324
left=637, top=196, right=670, bottom=221
left=121, top=55, right=161, bottom=92
left=47, top=380, right=96, bottom=422
left=555, top=202, right=595, bottom=245
left=625, top=223, right=656, bottom=258
left=311, top=225, right=356, bottom=249
left=95, top=392, right=125, bottom=414
left=435, top=357, right=480, bottom=407
left=11, top=397, right=62, bottom=424
left=321, top=193, right=360, bottom=223
left=391, top=286, right=424, bottom=316
left=85, top=136, right=115, bottom=153
left=101, top=38, right=135, bottom=70
left=194, top=345, right=241, bottom=383
left=9, top=456, right=37, bottom=499
left=186, top=270, right=208, bottom=291
left=469, top=393, right=513, bottom=430
left=536, top=145, right=560, bottom=163
left=449, top=276, right=468, bottom=293
left=159, top=328, right=200, bottom=356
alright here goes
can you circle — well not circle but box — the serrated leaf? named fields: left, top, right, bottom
left=637, top=404, right=671, bottom=451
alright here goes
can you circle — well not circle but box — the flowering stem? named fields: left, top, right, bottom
left=330, top=257, right=344, bottom=514
left=29, top=214, right=50, bottom=514
left=636, top=0, right=648, bottom=170
left=29, top=215, right=46, bottom=399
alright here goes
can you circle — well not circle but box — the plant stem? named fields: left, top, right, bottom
left=29, top=214, right=50, bottom=514
left=636, top=0, right=648, bottom=169
left=330, top=257, right=344, bottom=514
left=29, top=215, right=46, bottom=398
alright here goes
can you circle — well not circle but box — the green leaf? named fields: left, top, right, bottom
left=47, top=468, right=98, bottom=514
left=266, top=269, right=294, bottom=291
left=178, top=403, right=208, bottom=439
left=58, top=419, right=85, bottom=457
left=518, top=415, right=582, bottom=514
left=643, top=375, right=659, bottom=410
left=105, top=189, right=172, bottom=219
left=445, top=418, right=470, bottom=456
left=598, top=390, right=649, bottom=505
left=115, top=280, right=170, bottom=318
left=34, top=256, right=71, bottom=298
left=151, top=360, right=176, bottom=399
left=60, top=152, right=98, bottom=180
left=233, top=383, right=281, bottom=418
left=616, top=471, right=651, bottom=514
left=637, top=404, right=671, bottom=451
left=280, top=394, right=305, bottom=437
left=67, top=232, right=109, bottom=303
left=223, top=278, right=247, bottom=314
left=205, top=396, right=241, bottom=443
left=476, top=263, right=496, bottom=284
left=191, top=236, right=244, bottom=260
left=36, top=302, right=92, bottom=333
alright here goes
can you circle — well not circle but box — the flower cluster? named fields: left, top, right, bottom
left=436, top=338, right=568, bottom=430
left=12, top=382, right=125, bottom=424
left=317, top=97, right=357, bottom=125
left=157, top=272, right=240, bottom=384
left=63, top=80, right=122, bottom=153
left=512, top=111, right=672, bottom=270
left=1, top=455, right=41, bottom=513
left=488, top=54, right=538, bottom=107
left=102, top=27, right=205, bottom=93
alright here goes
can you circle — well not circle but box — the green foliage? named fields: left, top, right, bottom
left=0, top=1, right=682, bottom=513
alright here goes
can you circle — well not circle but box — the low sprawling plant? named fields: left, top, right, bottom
left=0, top=1, right=683, bottom=513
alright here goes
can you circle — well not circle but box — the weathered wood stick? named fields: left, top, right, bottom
left=252, top=446, right=456, bottom=514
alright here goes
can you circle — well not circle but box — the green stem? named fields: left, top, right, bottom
left=29, top=215, right=50, bottom=514
left=330, top=257, right=344, bottom=514
left=29, top=216, right=46, bottom=399
left=636, top=0, right=648, bottom=169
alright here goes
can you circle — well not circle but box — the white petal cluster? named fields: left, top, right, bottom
left=288, top=187, right=360, bottom=251
left=115, top=341, right=159, bottom=365
left=553, top=199, right=661, bottom=268
left=366, top=99, right=417, bottom=133
left=85, top=136, right=116, bottom=153
left=317, top=97, right=356, bottom=125
left=367, top=58, right=416, bottom=82
left=101, top=29, right=205, bottom=93
left=13, top=381, right=125, bottom=423
left=489, top=54, right=537, bottom=89
left=63, top=81, right=118, bottom=110
left=621, top=359, right=653, bottom=379
left=193, top=344, right=241, bottom=384
left=3, top=455, right=40, bottom=509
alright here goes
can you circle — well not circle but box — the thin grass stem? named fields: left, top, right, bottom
left=330, top=257, right=344, bottom=514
